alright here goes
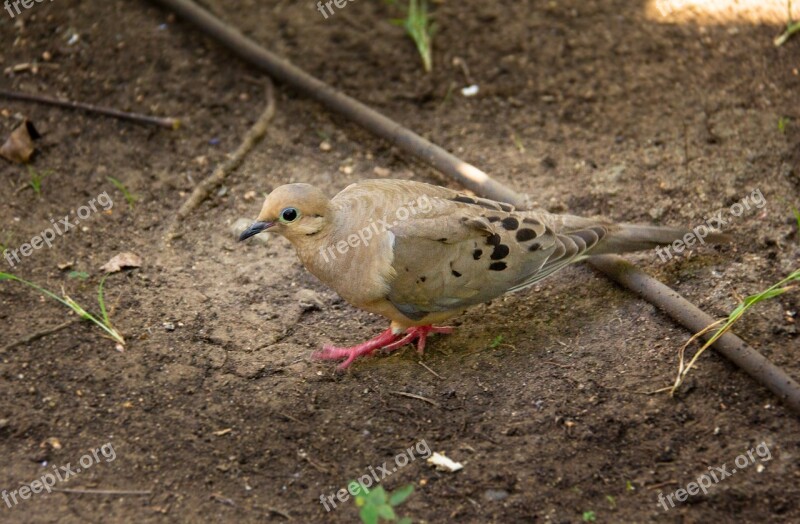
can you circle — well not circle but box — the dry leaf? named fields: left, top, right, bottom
left=0, top=120, right=40, bottom=164
left=101, top=252, right=142, bottom=273
left=427, top=452, right=463, bottom=472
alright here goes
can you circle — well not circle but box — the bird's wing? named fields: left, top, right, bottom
left=385, top=196, right=611, bottom=320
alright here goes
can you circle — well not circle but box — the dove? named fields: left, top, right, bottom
left=239, top=179, right=727, bottom=369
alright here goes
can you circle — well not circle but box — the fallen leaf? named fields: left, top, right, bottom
left=40, top=437, right=62, bottom=450
left=0, top=120, right=41, bottom=164
left=101, top=252, right=142, bottom=273
left=213, top=428, right=232, bottom=436
left=427, top=452, right=463, bottom=472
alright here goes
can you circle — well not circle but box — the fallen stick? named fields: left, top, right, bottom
left=147, top=0, right=800, bottom=415
left=51, top=488, right=152, bottom=496
left=0, top=89, right=181, bottom=130
left=0, top=319, right=80, bottom=354
left=163, top=80, right=276, bottom=242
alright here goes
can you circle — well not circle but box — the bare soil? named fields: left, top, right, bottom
left=1, top=1, right=799, bottom=522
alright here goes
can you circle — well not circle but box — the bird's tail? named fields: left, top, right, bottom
left=589, top=223, right=731, bottom=255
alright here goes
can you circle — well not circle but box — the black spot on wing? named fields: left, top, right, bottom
left=487, top=216, right=501, bottom=223
left=486, top=233, right=502, bottom=246
left=498, top=202, right=514, bottom=212
left=473, top=249, right=483, bottom=260
left=452, top=270, right=462, bottom=277
left=453, top=195, right=477, bottom=204
left=491, top=244, right=510, bottom=260
left=529, top=242, right=541, bottom=251
left=501, top=217, right=519, bottom=230
left=489, top=262, right=507, bottom=271
left=516, top=228, right=537, bottom=242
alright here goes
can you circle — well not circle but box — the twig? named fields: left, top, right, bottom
left=645, top=480, right=678, bottom=491
left=417, top=360, right=442, bottom=378
left=0, top=319, right=80, bottom=354
left=389, top=390, right=440, bottom=407
left=266, top=507, right=292, bottom=520
left=0, top=89, right=180, bottom=129
left=163, top=80, right=275, bottom=242
left=151, top=0, right=800, bottom=415
left=51, top=488, right=151, bottom=496
left=302, top=455, right=330, bottom=474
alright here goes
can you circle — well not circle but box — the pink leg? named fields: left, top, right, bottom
left=313, top=325, right=454, bottom=370
left=382, top=325, right=454, bottom=354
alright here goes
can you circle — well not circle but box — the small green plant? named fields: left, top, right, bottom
left=107, top=176, right=138, bottom=209
left=27, top=166, right=53, bottom=195
left=389, top=0, right=435, bottom=72
left=489, top=335, right=504, bottom=348
left=0, top=272, right=125, bottom=346
left=68, top=271, right=90, bottom=280
left=669, top=269, right=800, bottom=394
left=775, top=0, right=800, bottom=46
left=778, top=116, right=790, bottom=134
left=0, top=232, right=12, bottom=253
left=582, top=510, right=597, bottom=522
left=605, top=495, right=616, bottom=509
left=353, top=482, right=414, bottom=524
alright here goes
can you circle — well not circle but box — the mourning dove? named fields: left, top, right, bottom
left=240, top=179, right=727, bottom=368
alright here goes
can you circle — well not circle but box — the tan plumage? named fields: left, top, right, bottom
left=239, top=179, right=728, bottom=368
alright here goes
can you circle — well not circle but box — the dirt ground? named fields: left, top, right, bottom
left=1, top=0, right=799, bottom=522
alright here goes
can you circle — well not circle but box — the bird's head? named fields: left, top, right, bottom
left=238, top=183, right=331, bottom=243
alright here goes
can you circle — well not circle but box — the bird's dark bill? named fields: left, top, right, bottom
left=238, top=221, right=274, bottom=241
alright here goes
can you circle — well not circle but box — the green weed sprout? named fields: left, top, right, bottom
left=390, top=0, right=435, bottom=72
left=353, top=482, right=414, bottom=524
left=670, top=269, right=800, bottom=394
left=775, top=0, right=800, bottom=46
left=107, top=176, right=138, bottom=209
left=0, top=272, right=125, bottom=346
left=27, top=166, right=53, bottom=195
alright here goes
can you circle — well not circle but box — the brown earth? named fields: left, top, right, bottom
left=1, top=0, right=799, bottom=522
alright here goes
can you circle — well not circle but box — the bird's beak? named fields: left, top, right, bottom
left=238, top=221, right=274, bottom=241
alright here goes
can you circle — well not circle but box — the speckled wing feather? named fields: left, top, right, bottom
left=385, top=191, right=613, bottom=320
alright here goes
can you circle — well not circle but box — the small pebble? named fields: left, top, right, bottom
left=484, top=489, right=509, bottom=501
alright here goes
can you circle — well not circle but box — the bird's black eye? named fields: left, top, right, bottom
left=279, top=207, right=299, bottom=223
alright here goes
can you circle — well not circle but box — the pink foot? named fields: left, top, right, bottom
left=313, top=325, right=454, bottom=370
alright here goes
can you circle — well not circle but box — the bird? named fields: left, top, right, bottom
left=239, top=179, right=727, bottom=369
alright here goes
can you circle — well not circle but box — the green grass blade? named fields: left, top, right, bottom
left=0, top=272, right=125, bottom=346
left=98, top=275, right=111, bottom=327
